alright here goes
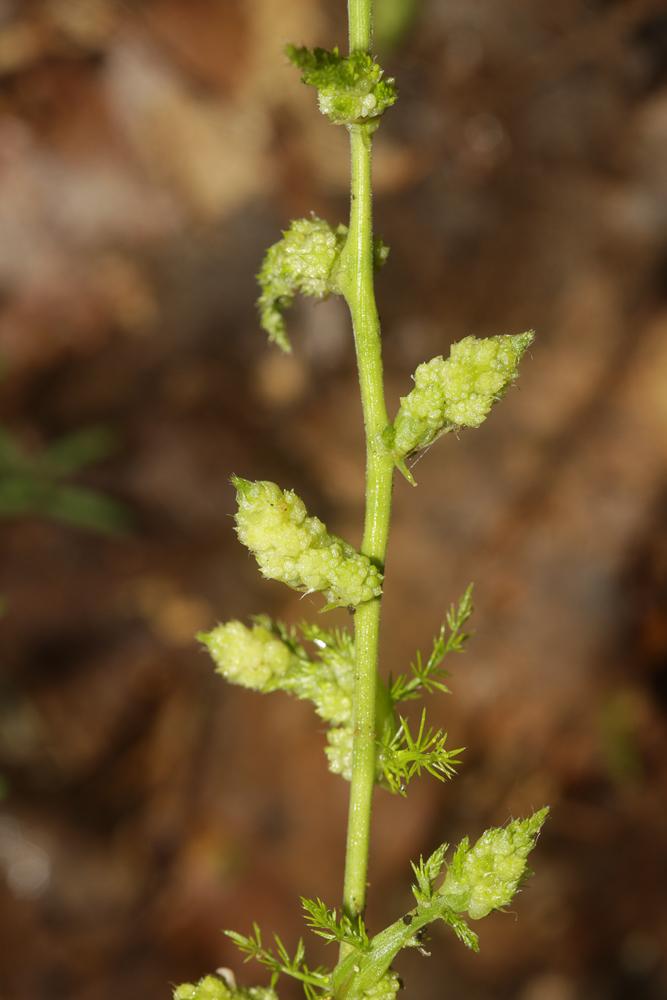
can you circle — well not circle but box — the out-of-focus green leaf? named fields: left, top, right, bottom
left=40, top=426, right=117, bottom=476
left=0, top=425, right=130, bottom=534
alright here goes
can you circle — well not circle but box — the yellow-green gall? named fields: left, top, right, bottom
left=257, top=216, right=347, bottom=351
left=233, top=477, right=383, bottom=608
left=325, top=725, right=354, bottom=781
left=198, top=621, right=292, bottom=692
left=257, top=215, right=389, bottom=351
left=286, top=46, right=397, bottom=125
left=438, top=807, right=549, bottom=920
left=296, top=626, right=355, bottom=724
left=173, top=975, right=277, bottom=1000
left=362, top=972, right=402, bottom=999
left=310, top=676, right=353, bottom=725
left=392, top=332, right=534, bottom=459
left=326, top=720, right=394, bottom=783
left=282, top=667, right=353, bottom=726
left=173, top=979, right=228, bottom=1000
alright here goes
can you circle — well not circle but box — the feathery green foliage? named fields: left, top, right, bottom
left=301, top=897, right=370, bottom=950
left=389, top=584, right=473, bottom=703
left=225, top=925, right=329, bottom=1000
left=378, top=710, right=463, bottom=794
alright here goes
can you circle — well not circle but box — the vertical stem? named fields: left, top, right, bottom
left=340, top=0, right=394, bottom=923
left=348, top=0, right=372, bottom=51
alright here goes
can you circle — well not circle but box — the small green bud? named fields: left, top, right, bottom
left=257, top=216, right=347, bottom=352
left=438, top=807, right=549, bottom=920
left=286, top=45, right=397, bottom=125
left=173, top=975, right=277, bottom=1000
left=233, top=477, right=383, bottom=608
left=391, top=332, right=534, bottom=460
left=198, top=621, right=293, bottom=692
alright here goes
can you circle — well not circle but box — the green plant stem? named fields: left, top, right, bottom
left=333, top=897, right=454, bottom=998
left=339, top=0, right=394, bottom=926
left=349, top=0, right=372, bottom=51
left=341, top=122, right=392, bottom=918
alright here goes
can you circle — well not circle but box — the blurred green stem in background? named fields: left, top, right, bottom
left=375, top=0, right=418, bottom=51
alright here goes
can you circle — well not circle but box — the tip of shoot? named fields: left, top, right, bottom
left=230, top=474, right=252, bottom=496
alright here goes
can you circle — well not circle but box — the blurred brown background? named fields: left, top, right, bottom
left=1, top=1, right=667, bottom=998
